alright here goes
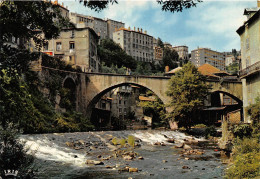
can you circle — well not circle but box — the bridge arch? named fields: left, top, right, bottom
left=86, top=81, right=166, bottom=113
left=210, top=90, right=243, bottom=106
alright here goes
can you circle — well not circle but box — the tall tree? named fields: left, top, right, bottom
left=157, top=37, right=164, bottom=49
left=162, top=47, right=179, bottom=69
left=166, top=62, right=210, bottom=129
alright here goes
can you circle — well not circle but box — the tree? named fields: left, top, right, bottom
left=166, top=62, right=210, bottom=129
left=226, top=62, right=239, bottom=75
left=79, top=0, right=202, bottom=13
left=157, top=37, right=164, bottom=49
left=98, top=38, right=137, bottom=69
left=162, top=47, right=179, bottom=69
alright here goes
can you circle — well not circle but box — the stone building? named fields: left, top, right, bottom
left=154, top=46, right=163, bottom=64
left=69, top=13, right=124, bottom=40
left=43, top=27, right=100, bottom=72
left=113, top=27, right=154, bottom=62
left=172, top=46, right=189, bottom=61
left=237, top=1, right=260, bottom=122
left=191, top=48, right=226, bottom=71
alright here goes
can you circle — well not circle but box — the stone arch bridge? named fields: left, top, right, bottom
left=61, top=72, right=242, bottom=117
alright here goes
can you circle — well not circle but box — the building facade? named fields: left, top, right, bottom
left=69, top=13, right=124, bottom=40
left=172, top=46, right=189, bottom=60
left=237, top=2, right=260, bottom=122
left=225, top=55, right=236, bottom=66
left=113, top=27, right=154, bottom=62
left=191, top=48, right=226, bottom=71
left=43, top=27, right=100, bottom=72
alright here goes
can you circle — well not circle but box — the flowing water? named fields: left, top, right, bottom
left=20, top=130, right=227, bottom=179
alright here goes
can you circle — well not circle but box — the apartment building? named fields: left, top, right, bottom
left=69, top=13, right=124, bottom=39
left=172, top=46, right=189, bottom=60
left=191, top=48, right=226, bottom=71
left=237, top=1, right=260, bottom=122
left=43, top=27, right=100, bottom=72
left=113, top=27, right=154, bottom=62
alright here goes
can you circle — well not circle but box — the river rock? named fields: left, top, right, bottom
left=174, top=143, right=184, bottom=148
left=182, top=166, right=190, bottom=169
left=183, top=144, right=192, bottom=150
left=97, top=155, right=102, bottom=158
left=65, top=141, right=74, bottom=147
left=162, top=160, right=167, bottom=163
left=167, top=138, right=175, bottom=143
left=123, top=156, right=133, bottom=160
left=85, top=160, right=104, bottom=165
left=138, top=156, right=144, bottom=160
left=154, top=142, right=161, bottom=145
left=78, top=140, right=85, bottom=145
left=129, top=168, right=138, bottom=172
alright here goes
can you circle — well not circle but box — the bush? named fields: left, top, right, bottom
left=233, top=124, right=252, bottom=139
left=204, top=126, right=217, bottom=138
left=225, top=151, right=260, bottom=178
left=128, top=135, right=135, bottom=148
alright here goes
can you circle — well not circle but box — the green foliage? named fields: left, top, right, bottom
left=233, top=124, right=252, bottom=139
left=166, top=62, right=210, bottom=129
left=162, top=47, right=179, bottom=69
left=128, top=135, right=135, bottom=148
left=80, top=0, right=201, bottom=13
left=138, top=89, right=167, bottom=128
left=98, top=38, right=137, bottom=69
left=226, top=62, right=239, bottom=75
left=55, top=112, right=94, bottom=132
left=225, top=138, right=260, bottom=178
left=111, top=137, right=119, bottom=145
left=157, top=37, right=164, bottom=49
left=119, top=138, right=126, bottom=148
left=247, top=96, right=260, bottom=128
left=204, top=126, right=217, bottom=138
left=0, top=124, right=35, bottom=178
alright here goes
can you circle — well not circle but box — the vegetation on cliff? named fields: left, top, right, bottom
left=225, top=96, right=260, bottom=178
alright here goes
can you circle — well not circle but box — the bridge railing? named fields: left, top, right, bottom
left=239, top=61, right=260, bottom=78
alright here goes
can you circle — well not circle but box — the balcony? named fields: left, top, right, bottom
left=239, top=61, right=260, bottom=78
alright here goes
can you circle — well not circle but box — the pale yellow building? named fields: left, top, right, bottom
left=172, top=46, right=189, bottom=61
left=237, top=1, right=260, bottom=122
left=43, top=27, right=100, bottom=72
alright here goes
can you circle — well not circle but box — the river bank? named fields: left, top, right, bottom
left=21, top=130, right=228, bottom=178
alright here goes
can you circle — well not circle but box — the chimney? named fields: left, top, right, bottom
left=141, top=28, right=143, bottom=33
left=258, top=0, right=260, bottom=7
left=128, top=26, right=130, bottom=30
left=62, top=2, right=64, bottom=6
left=54, top=0, right=58, bottom=5
left=137, top=28, right=139, bottom=32
left=134, top=27, right=136, bottom=31
left=144, top=30, right=147, bottom=34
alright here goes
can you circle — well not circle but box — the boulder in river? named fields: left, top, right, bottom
left=174, top=143, right=184, bottom=148
left=85, top=160, right=104, bottom=165
left=129, top=168, right=138, bottom=172
left=167, top=138, right=175, bottom=143
left=182, top=166, right=190, bottom=169
left=123, top=156, right=133, bottom=160
left=65, top=141, right=74, bottom=147
left=183, top=144, right=192, bottom=150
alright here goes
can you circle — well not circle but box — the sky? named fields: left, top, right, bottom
left=59, top=0, right=257, bottom=53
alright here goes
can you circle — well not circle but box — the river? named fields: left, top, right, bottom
left=20, top=130, right=227, bottom=179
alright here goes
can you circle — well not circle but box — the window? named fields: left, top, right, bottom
left=71, top=30, right=75, bottom=38
left=56, top=42, right=62, bottom=51
left=119, top=108, right=122, bottom=113
left=69, top=41, right=75, bottom=50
